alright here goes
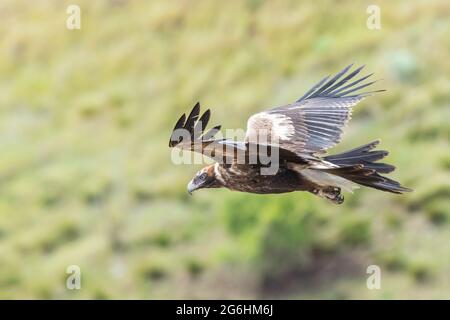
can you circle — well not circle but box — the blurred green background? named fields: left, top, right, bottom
left=0, top=0, right=449, bottom=299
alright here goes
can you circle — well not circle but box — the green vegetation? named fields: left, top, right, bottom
left=0, top=0, right=449, bottom=299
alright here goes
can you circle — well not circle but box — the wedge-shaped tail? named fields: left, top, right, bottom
left=323, top=140, right=412, bottom=194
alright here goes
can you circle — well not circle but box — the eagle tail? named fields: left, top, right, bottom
left=322, top=140, right=412, bottom=194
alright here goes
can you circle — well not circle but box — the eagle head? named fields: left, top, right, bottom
left=187, top=164, right=222, bottom=194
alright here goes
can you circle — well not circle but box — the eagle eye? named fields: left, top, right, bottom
left=199, top=173, right=207, bottom=180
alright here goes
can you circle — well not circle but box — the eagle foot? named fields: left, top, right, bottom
left=314, top=186, right=344, bottom=204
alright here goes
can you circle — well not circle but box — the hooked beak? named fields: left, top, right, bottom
left=187, top=180, right=198, bottom=195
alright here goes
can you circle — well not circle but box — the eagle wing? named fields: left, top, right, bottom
left=169, top=103, right=308, bottom=165
left=245, top=64, right=384, bottom=156
left=169, top=102, right=246, bottom=163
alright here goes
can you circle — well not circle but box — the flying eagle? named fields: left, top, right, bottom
left=169, top=64, right=411, bottom=204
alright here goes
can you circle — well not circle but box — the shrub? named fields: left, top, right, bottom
left=221, top=193, right=323, bottom=282
left=338, top=216, right=372, bottom=247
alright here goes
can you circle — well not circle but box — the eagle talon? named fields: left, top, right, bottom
left=316, top=186, right=344, bottom=204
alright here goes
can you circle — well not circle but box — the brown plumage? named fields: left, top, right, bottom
left=169, top=64, right=411, bottom=204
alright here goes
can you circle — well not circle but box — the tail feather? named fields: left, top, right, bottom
left=323, top=140, right=412, bottom=194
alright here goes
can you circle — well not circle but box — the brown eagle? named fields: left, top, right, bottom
left=169, top=64, right=411, bottom=204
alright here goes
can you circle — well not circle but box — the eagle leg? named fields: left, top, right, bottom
left=312, top=186, right=344, bottom=204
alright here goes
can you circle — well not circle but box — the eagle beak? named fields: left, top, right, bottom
left=187, top=180, right=197, bottom=195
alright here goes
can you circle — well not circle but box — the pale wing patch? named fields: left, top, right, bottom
left=270, top=114, right=295, bottom=140
left=246, top=112, right=295, bottom=143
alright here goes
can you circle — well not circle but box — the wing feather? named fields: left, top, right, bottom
left=169, top=103, right=310, bottom=166
left=169, top=102, right=219, bottom=148
left=246, top=65, right=382, bottom=155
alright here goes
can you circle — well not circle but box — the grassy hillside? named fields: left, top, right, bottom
left=0, top=0, right=449, bottom=299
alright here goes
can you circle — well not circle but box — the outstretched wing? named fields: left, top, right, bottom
left=169, top=102, right=219, bottom=148
left=169, top=102, right=244, bottom=163
left=245, top=64, right=384, bottom=155
left=169, top=103, right=309, bottom=165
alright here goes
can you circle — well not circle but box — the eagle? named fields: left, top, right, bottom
left=169, top=64, right=411, bottom=204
